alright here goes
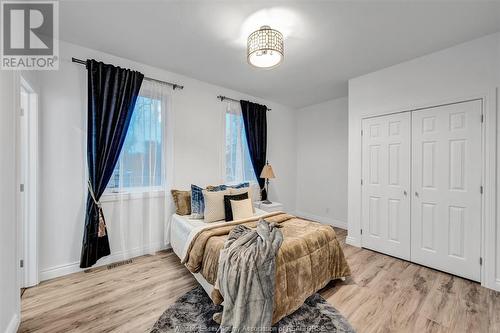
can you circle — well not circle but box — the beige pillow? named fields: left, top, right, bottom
left=231, top=198, right=254, bottom=221
left=229, top=187, right=255, bottom=212
left=170, top=190, right=191, bottom=215
left=203, top=189, right=229, bottom=222
left=250, top=183, right=262, bottom=202
left=229, top=187, right=250, bottom=196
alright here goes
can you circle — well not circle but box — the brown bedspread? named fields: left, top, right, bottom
left=182, top=212, right=351, bottom=324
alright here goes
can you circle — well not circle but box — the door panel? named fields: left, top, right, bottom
left=362, top=113, right=411, bottom=260
left=411, top=100, right=482, bottom=281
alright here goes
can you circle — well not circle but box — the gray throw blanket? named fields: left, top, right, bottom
left=214, top=219, right=283, bottom=333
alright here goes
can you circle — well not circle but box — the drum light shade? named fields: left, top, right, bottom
left=247, top=25, right=284, bottom=69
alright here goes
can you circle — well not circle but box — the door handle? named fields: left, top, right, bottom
left=403, top=190, right=407, bottom=196
left=415, top=191, right=419, bottom=197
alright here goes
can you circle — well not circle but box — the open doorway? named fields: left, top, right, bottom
left=17, top=76, right=39, bottom=289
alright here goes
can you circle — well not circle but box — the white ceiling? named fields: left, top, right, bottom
left=59, top=1, right=500, bottom=108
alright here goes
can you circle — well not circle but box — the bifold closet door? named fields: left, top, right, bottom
left=411, top=100, right=482, bottom=282
left=361, top=112, right=411, bottom=260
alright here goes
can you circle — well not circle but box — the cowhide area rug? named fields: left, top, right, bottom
left=151, top=286, right=355, bottom=333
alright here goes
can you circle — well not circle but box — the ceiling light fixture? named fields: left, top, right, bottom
left=247, top=25, right=284, bottom=69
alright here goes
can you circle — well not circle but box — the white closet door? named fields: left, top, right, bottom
left=411, top=100, right=482, bottom=281
left=362, top=112, right=411, bottom=260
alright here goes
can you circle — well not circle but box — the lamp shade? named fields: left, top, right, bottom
left=260, top=164, right=276, bottom=179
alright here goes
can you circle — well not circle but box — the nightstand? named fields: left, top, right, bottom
left=254, top=201, right=284, bottom=213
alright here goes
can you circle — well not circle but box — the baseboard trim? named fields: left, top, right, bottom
left=5, top=313, right=20, bottom=333
left=492, top=279, right=500, bottom=292
left=346, top=236, right=361, bottom=247
left=40, top=242, right=170, bottom=281
left=294, top=210, right=347, bottom=229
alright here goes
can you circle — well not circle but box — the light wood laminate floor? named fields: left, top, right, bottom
left=20, top=228, right=500, bottom=333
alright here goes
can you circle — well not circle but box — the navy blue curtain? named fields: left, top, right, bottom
left=80, top=59, right=144, bottom=268
left=240, top=100, right=268, bottom=200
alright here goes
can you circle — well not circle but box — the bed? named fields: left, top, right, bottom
left=169, top=210, right=351, bottom=324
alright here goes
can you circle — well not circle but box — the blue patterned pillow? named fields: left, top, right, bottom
left=208, top=184, right=228, bottom=191
left=229, top=182, right=249, bottom=189
left=190, top=184, right=228, bottom=219
left=190, top=185, right=205, bottom=219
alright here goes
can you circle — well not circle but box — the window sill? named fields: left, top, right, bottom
left=101, top=189, right=166, bottom=203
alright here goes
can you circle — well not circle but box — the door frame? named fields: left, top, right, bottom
left=359, top=90, right=497, bottom=290
left=15, top=73, right=39, bottom=288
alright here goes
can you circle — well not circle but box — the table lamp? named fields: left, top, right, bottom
left=260, top=161, right=276, bottom=204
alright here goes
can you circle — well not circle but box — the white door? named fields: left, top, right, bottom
left=362, top=112, right=411, bottom=260
left=411, top=100, right=482, bottom=281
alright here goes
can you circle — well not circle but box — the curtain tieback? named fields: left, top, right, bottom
left=87, top=179, right=101, bottom=208
left=87, top=180, right=107, bottom=237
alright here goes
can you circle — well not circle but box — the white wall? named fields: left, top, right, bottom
left=295, top=97, right=348, bottom=228
left=348, top=32, right=500, bottom=290
left=0, top=72, right=20, bottom=332
left=38, top=41, right=297, bottom=280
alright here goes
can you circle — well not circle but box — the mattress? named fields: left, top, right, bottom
left=170, top=208, right=268, bottom=260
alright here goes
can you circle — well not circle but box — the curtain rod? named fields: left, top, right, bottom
left=217, top=95, right=271, bottom=111
left=71, top=57, right=184, bottom=90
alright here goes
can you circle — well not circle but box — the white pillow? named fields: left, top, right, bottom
left=203, top=189, right=229, bottom=222
left=231, top=198, right=254, bottom=221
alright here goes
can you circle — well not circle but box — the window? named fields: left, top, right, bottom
left=224, top=103, right=258, bottom=184
left=107, top=90, right=165, bottom=192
